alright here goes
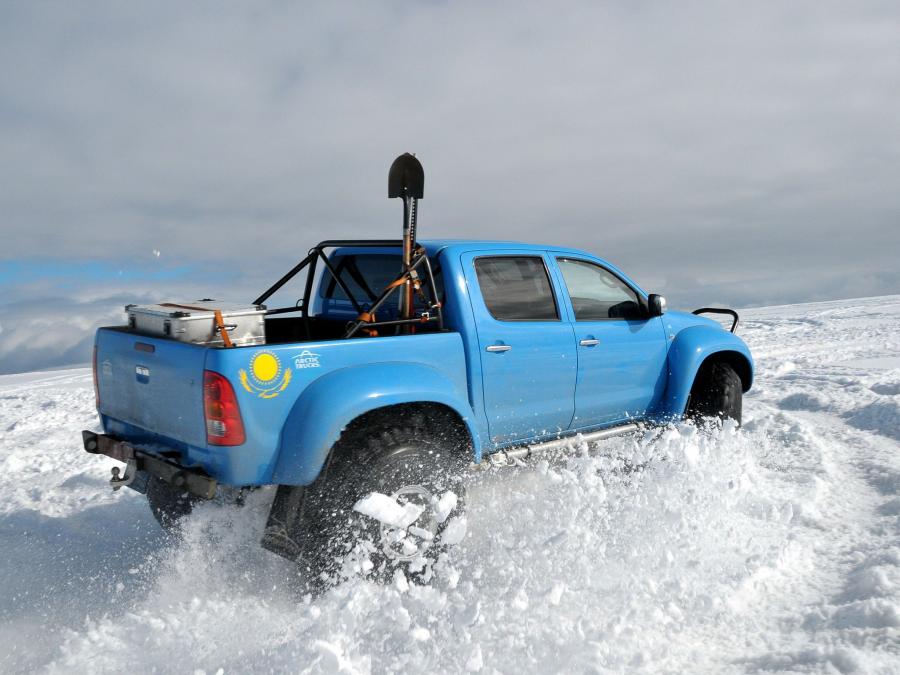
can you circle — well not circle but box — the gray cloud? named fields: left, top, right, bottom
left=0, top=295, right=126, bottom=374
left=1, top=1, right=899, bottom=372
left=0, top=277, right=240, bottom=375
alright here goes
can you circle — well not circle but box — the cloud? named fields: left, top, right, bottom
left=1, top=1, right=899, bottom=372
left=0, top=264, right=260, bottom=375
left=0, top=294, right=126, bottom=374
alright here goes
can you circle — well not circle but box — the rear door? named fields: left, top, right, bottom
left=462, top=251, right=576, bottom=444
left=554, top=256, right=668, bottom=427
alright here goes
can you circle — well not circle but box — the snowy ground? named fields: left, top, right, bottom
left=1, top=295, right=899, bottom=674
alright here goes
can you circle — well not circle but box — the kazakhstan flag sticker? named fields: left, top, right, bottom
left=239, top=350, right=291, bottom=399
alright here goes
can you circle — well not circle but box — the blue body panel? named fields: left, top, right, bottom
left=569, top=316, right=669, bottom=426
left=94, top=239, right=754, bottom=487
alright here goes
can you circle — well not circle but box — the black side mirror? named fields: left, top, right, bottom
left=648, top=294, right=667, bottom=317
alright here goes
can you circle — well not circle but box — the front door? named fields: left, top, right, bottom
left=463, top=252, right=576, bottom=445
left=555, top=257, right=668, bottom=427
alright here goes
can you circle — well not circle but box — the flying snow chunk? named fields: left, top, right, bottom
left=441, top=515, right=468, bottom=545
left=547, top=582, right=565, bottom=606
left=353, top=493, right=423, bottom=528
left=466, top=644, right=484, bottom=672
left=434, top=491, right=458, bottom=523
left=410, top=627, right=431, bottom=642
left=394, top=569, right=409, bottom=593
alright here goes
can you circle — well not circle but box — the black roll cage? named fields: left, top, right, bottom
left=253, top=240, right=444, bottom=339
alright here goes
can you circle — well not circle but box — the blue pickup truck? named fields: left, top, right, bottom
left=82, top=238, right=752, bottom=581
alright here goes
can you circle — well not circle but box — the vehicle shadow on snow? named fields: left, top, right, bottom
left=0, top=498, right=165, bottom=634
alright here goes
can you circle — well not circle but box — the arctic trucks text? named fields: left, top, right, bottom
left=81, top=155, right=753, bottom=581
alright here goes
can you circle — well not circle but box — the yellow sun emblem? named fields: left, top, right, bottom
left=239, top=350, right=292, bottom=399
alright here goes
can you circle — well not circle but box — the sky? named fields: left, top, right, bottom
left=1, top=1, right=899, bottom=374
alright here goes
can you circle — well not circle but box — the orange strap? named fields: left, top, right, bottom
left=386, top=277, right=407, bottom=291
left=159, top=303, right=234, bottom=347
left=213, top=309, right=234, bottom=347
left=357, top=311, right=378, bottom=337
left=355, top=263, right=433, bottom=337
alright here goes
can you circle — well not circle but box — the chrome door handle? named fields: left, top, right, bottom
left=579, top=339, right=600, bottom=346
left=486, top=344, right=512, bottom=353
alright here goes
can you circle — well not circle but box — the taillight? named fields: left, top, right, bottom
left=92, top=345, right=100, bottom=409
left=203, top=370, right=245, bottom=446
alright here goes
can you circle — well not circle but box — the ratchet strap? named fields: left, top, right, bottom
left=356, top=311, right=379, bottom=337
left=212, top=309, right=234, bottom=347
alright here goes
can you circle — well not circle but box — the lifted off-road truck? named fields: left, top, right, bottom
left=82, top=155, right=753, bottom=581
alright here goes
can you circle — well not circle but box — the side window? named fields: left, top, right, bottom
left=557, top=258, right=642, bottom=320
left=474, top=256, right=559, bottom=321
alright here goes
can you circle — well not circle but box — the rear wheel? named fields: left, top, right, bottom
left=686, top=361, right=743, bottom=425
left=146, top=476, right=198, bottom=530
left=291, top=416, right=469, bottom=587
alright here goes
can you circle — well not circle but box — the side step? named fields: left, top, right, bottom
left=482, top=423, right=640, bottom=468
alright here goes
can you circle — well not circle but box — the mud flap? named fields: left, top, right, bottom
left=260, top=485, right=306, bottom=561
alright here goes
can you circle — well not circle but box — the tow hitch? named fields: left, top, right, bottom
left=110, top=458, right=139, bottom=491
left=82, top=430, right=217, bottom=499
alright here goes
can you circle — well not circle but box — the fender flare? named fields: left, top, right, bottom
left=657, top=325, right=754, bottom=418
left=271, top=362, right=482, bottom=485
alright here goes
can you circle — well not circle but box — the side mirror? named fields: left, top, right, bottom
left=648, top=294, right=667, bottom=317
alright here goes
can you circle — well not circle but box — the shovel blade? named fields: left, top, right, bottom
left=388, top=153, right=424, bottom=199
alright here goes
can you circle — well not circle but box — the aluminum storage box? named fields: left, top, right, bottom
left=126, top=301, right=266, bottom=347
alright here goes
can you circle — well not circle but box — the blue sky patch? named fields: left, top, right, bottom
left=0, top=259, right=198, bottom=290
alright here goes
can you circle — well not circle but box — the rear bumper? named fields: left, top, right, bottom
left=82, top=430, right=217, bottom=499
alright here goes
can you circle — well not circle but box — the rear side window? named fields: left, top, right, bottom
left=474, top=256, right=559, bottom=321
left=323, top=254, right=402, bottom=302
left=557, top=258, right=642, bottom=320
left=324, top=254, right=443, bottom=305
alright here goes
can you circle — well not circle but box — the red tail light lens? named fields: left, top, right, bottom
left=92, top=345, right=100, bottom=409
left=204, top=370, right=245, bottom=446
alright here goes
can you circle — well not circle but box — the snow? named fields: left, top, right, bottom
left=2, top=295, right=900, bottom=673
left=353, top=493, right=424, bottom=529
left=434, top=492, right=458, bottom=524
left=440, top=516, right=468, bottom=547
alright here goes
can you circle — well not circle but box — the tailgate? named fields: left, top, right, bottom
left=95, top=327, right=208, bottom=447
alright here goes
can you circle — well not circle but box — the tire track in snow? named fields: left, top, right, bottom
left=734, top=298, right=900, bottom=672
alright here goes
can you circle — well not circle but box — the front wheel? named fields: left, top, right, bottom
left=686, top=361, right=743, bottom=425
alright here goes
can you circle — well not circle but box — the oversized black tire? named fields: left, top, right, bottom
left=146, top=475, right=198, bottom=531
left=288, top=412, right=469, bottom=586
left=686, top=361, right=743, bottom=425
